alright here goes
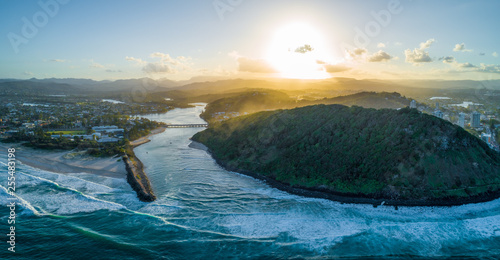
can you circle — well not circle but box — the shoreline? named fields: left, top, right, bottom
left=190, top=140, right=500, bottom=208
left=125, top=126, right=169, bottom=202
left=1, top=126, right=167, bottom=202
left=130, top=126, right=167, bottom=148
left=0, top=143, right=126, bottom=178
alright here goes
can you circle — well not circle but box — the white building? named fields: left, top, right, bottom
left=481, top=133, right=492, bottom=143
left=433, top=109, right=443, bottom=119
left=410, top=100, right=417, bottom=109
left=458, top=113, right=466, bottom=128
left=471, top=112, right=481, bottom=128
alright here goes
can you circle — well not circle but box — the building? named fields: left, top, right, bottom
left=410, top=100, right=417, bottom=109
left=458, top=113, right=466, bottom=128
left=471, top=112, right=481, bottom=128
left=433, top=109, right=443, bottom=119
left=481, top=133, right=492, bottom=144
left=92, top=125, right=124, bottom=136
left=97, top=137, right=120, bottom=143
left=92, top=125, right=118, bottom=132
left=21, top=123, right=35, bottom=129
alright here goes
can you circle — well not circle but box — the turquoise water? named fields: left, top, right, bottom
left=1, top=105, right=500, bottom=259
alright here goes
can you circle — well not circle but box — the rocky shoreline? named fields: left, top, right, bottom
left=122, top=126, right=169, bottom=202
left=191, top=141, right=500, bottom=207
left=123, top=153, right=156, bottom=202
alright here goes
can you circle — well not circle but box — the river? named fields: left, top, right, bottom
left=1, top=104, right=499, bottom=259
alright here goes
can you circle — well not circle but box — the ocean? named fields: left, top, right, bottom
left=1, top=104, right=499, bottom=259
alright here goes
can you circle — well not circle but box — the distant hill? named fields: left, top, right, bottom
left=305, top=91, right=411, bottom=109
left=201, top=91, right=416, bottom=123
left=193, top=105, right=500, bottom=205
left=0, top=80, right=82, bottom=95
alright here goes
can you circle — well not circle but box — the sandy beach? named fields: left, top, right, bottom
left=1, top=143, right=127, bottom=178
left=1, top=126, right=169, bottom=178
left=130, top=126, right=167, bottom=147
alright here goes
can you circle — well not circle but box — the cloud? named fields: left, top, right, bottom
left=405, top=49, right=432, bottom=63
left=394, top=42, right=403, bottom=46
left=127, top=52, right=191, bottom=74
left=237, top=57, right=277, bottom=73
left=479, top=53, right=485, bottom=56
left=405, top=39, right=435, bottom=64
left=50, top=59, right=66, bottom=63
left=90, top=61, right=105, bottom=68
left=441, top=56, right=476, bottom=69
left=23, top=71, right=34, bottom=76
left=477, top=63, right=500, bottom=74
left=323, top=63, right=351, bottom=73
left=105, top=69, right=123, bottom=73
left=493, top=52, right=498, bottom=58
left=294, top=44, right=313, bottom=54
left=347, top=48, right=367, bottom=58
left=367, top=50, right=392, bottom=62
left=439, top=56, right=455, bottom=63
left=377, top=43, right=386, bottom=48
left=456, top=62, right=476, bottom=68
left=453, top=43, right=472, bottom=52
left=419, top=39, right=435, bottom=49
left=142, top=63, right=174, bottom=74
left=125, top=56, right=146, bottom=65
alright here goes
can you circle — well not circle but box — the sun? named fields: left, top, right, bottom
left=266, top=22, right=332, bottom=79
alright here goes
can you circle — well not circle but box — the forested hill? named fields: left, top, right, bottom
left=201, top=91, right=413, bottom=123
left=306, top=91, right=411, bottom=109
left=193, top=105, right=500, bottom=204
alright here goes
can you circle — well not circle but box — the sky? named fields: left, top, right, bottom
left=1, top=0, right=500, bottom=81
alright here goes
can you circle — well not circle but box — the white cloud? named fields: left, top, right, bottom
left=367, top=50, right=392, bottom=62
left=347, top=48, right=367, bottom=58
left=441, top=56, right=475, bottom=69
left=377, top=43, right=386, bottom=48
left=142, top=63, right=174, bottom=74
left=419, top=39, right=435, bottom=49
left=126, top=52, right=191, bottom=75
left=405, top=39, right=435, bottom=64
left=405, top=49, right=432, bottom=63
left=493, top=52, right=498, bottom=58
left=90, top=61, right=105, bottom=68
left=50, top=59, right=67, bottom=63
left=125, top=56, right=146, bottom=65
left=440, top=56, right=455, bottom=63
left=477, top=63, right=500, bottom=74
left=453, top=43, right=472, bottom=52
left=456, top=62, right=476, bottom=68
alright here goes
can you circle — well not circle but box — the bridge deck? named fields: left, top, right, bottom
left=166, top=124, right=208, bottom=128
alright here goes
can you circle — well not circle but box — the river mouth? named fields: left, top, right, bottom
left=2, top=104, right=500, bottom=259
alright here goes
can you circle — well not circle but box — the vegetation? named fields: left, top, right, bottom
left=193, top=104, right=500, bottom=201
left=200, top=91, right=413, bottom=123
left=3, top=116, right=162, bottom=157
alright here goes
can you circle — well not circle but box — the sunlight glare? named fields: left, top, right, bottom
left=267, top=22, right=333, bottom=79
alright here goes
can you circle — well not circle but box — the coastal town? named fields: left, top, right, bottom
left=410, top=97, right=500, bottom=151
left=0, top=96, right=171, bottom=152
left=1, top=92, right=499, bottom=152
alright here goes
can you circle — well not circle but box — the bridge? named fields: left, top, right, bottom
left=166, top=124, right=208, bottom=128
